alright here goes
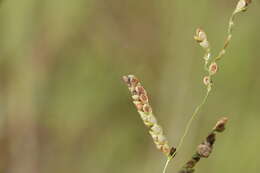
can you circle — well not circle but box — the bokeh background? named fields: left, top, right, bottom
left=0, top=0, right=259, bottom=173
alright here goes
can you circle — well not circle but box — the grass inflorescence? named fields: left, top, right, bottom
left=122, top=1, right=252, bottom=173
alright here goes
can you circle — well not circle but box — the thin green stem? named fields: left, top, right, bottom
left=161, top=4, right=250, bottom=173
left=214, top=12, right=236, bottom=62
left=162, top=157, right=171, bottom=173
left=161, top=90, right=210, bottom=173
left=176, top=89, right=210, bottom=153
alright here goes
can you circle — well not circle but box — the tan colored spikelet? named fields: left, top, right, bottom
left=178, top=117, right=228, bottom=173
left=235, top=0, right=252, bottom=13
left=194, top=28, right=210, bottom=50
left=209, top=62, right=218, bottom=75
left=213, top=117, right=228, bottom=132
left=122, top=75, right=172, bottom=155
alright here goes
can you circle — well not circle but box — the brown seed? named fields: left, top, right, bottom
left=129, top=75, right=139, bottom=86
left=209, top=62, right=218, bottom=74
left=161, top=145, right=170, bottom=155
left=214, top=117, right=228, bottom=132
left=134, top=102, right=143, bottom=111
left=186, top=160, right=196, bottom=168
left=197, top=143, right=212, bottom=158
left=135, top=86, right=146, bottom=95
left=203, top=76, right=210, bottom=86
left=206, top=133, right=216, bottom=145
left=143, top=104, right=152, bottom=113
left=169, top=147, right=177, bottom=156
left=139, top=94, right=148, bottom=103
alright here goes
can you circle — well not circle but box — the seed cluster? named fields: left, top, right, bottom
left=197, top=117, right=228, bottom=158
left=122, top=75, right=171, bottom=155
left=178, top=117, right=228, bottom=173
left=194, top=28, right=217, bottom=91
left=194, top=0, right=252, bottom=92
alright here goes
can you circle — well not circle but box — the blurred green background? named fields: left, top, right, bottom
left=0, top=0, right=259, bottom=173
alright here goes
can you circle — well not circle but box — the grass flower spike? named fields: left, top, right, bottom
left=122, top=75, right=174, bottom=156
left=178, top=117, right=228, bottom=173
left=122, top=1, right=252, bottom=173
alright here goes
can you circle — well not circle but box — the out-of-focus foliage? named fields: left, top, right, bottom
left=0, top=0, right=259, bottom=173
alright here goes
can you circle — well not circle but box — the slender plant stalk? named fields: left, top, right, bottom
left=122, top=1, right=252, bottom=173
left=162, top=157, right=171, bottom=173
left=176, top=90, right=210, bottom=152
left=162, top=91, right=210, bottom=173
left=176, top=0, right=252, bottom=156
left=161, top=1, right=252, bottom=172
